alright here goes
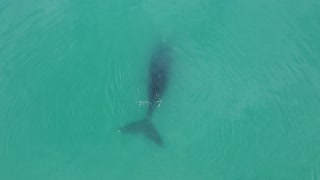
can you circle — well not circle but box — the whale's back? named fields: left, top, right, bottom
left=148, top=43, right=172, bottom=105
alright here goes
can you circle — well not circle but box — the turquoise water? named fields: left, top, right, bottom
left=1, top=0, right=320, bottom=179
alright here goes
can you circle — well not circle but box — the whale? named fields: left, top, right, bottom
left=118, top=41, right=172, bottom=146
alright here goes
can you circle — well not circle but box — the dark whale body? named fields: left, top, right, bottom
left=118, top=41, right=172, bottom=146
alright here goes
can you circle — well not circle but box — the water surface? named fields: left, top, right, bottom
left=1, top=0, right=320, bottom=179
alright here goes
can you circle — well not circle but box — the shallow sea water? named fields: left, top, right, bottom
left=1, top=0, right=320, bottom=179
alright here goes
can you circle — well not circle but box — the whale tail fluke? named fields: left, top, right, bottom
left=118, top=119, right=163, bottom=146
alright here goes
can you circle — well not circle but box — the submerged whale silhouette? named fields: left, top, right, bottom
left=118, top=41, right=172, bottom=146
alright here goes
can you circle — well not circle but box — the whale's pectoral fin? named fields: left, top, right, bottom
left=119, top=119, right=163, bottom=146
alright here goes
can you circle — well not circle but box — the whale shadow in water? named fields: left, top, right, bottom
left=118, top=41, right=173, bottom=146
